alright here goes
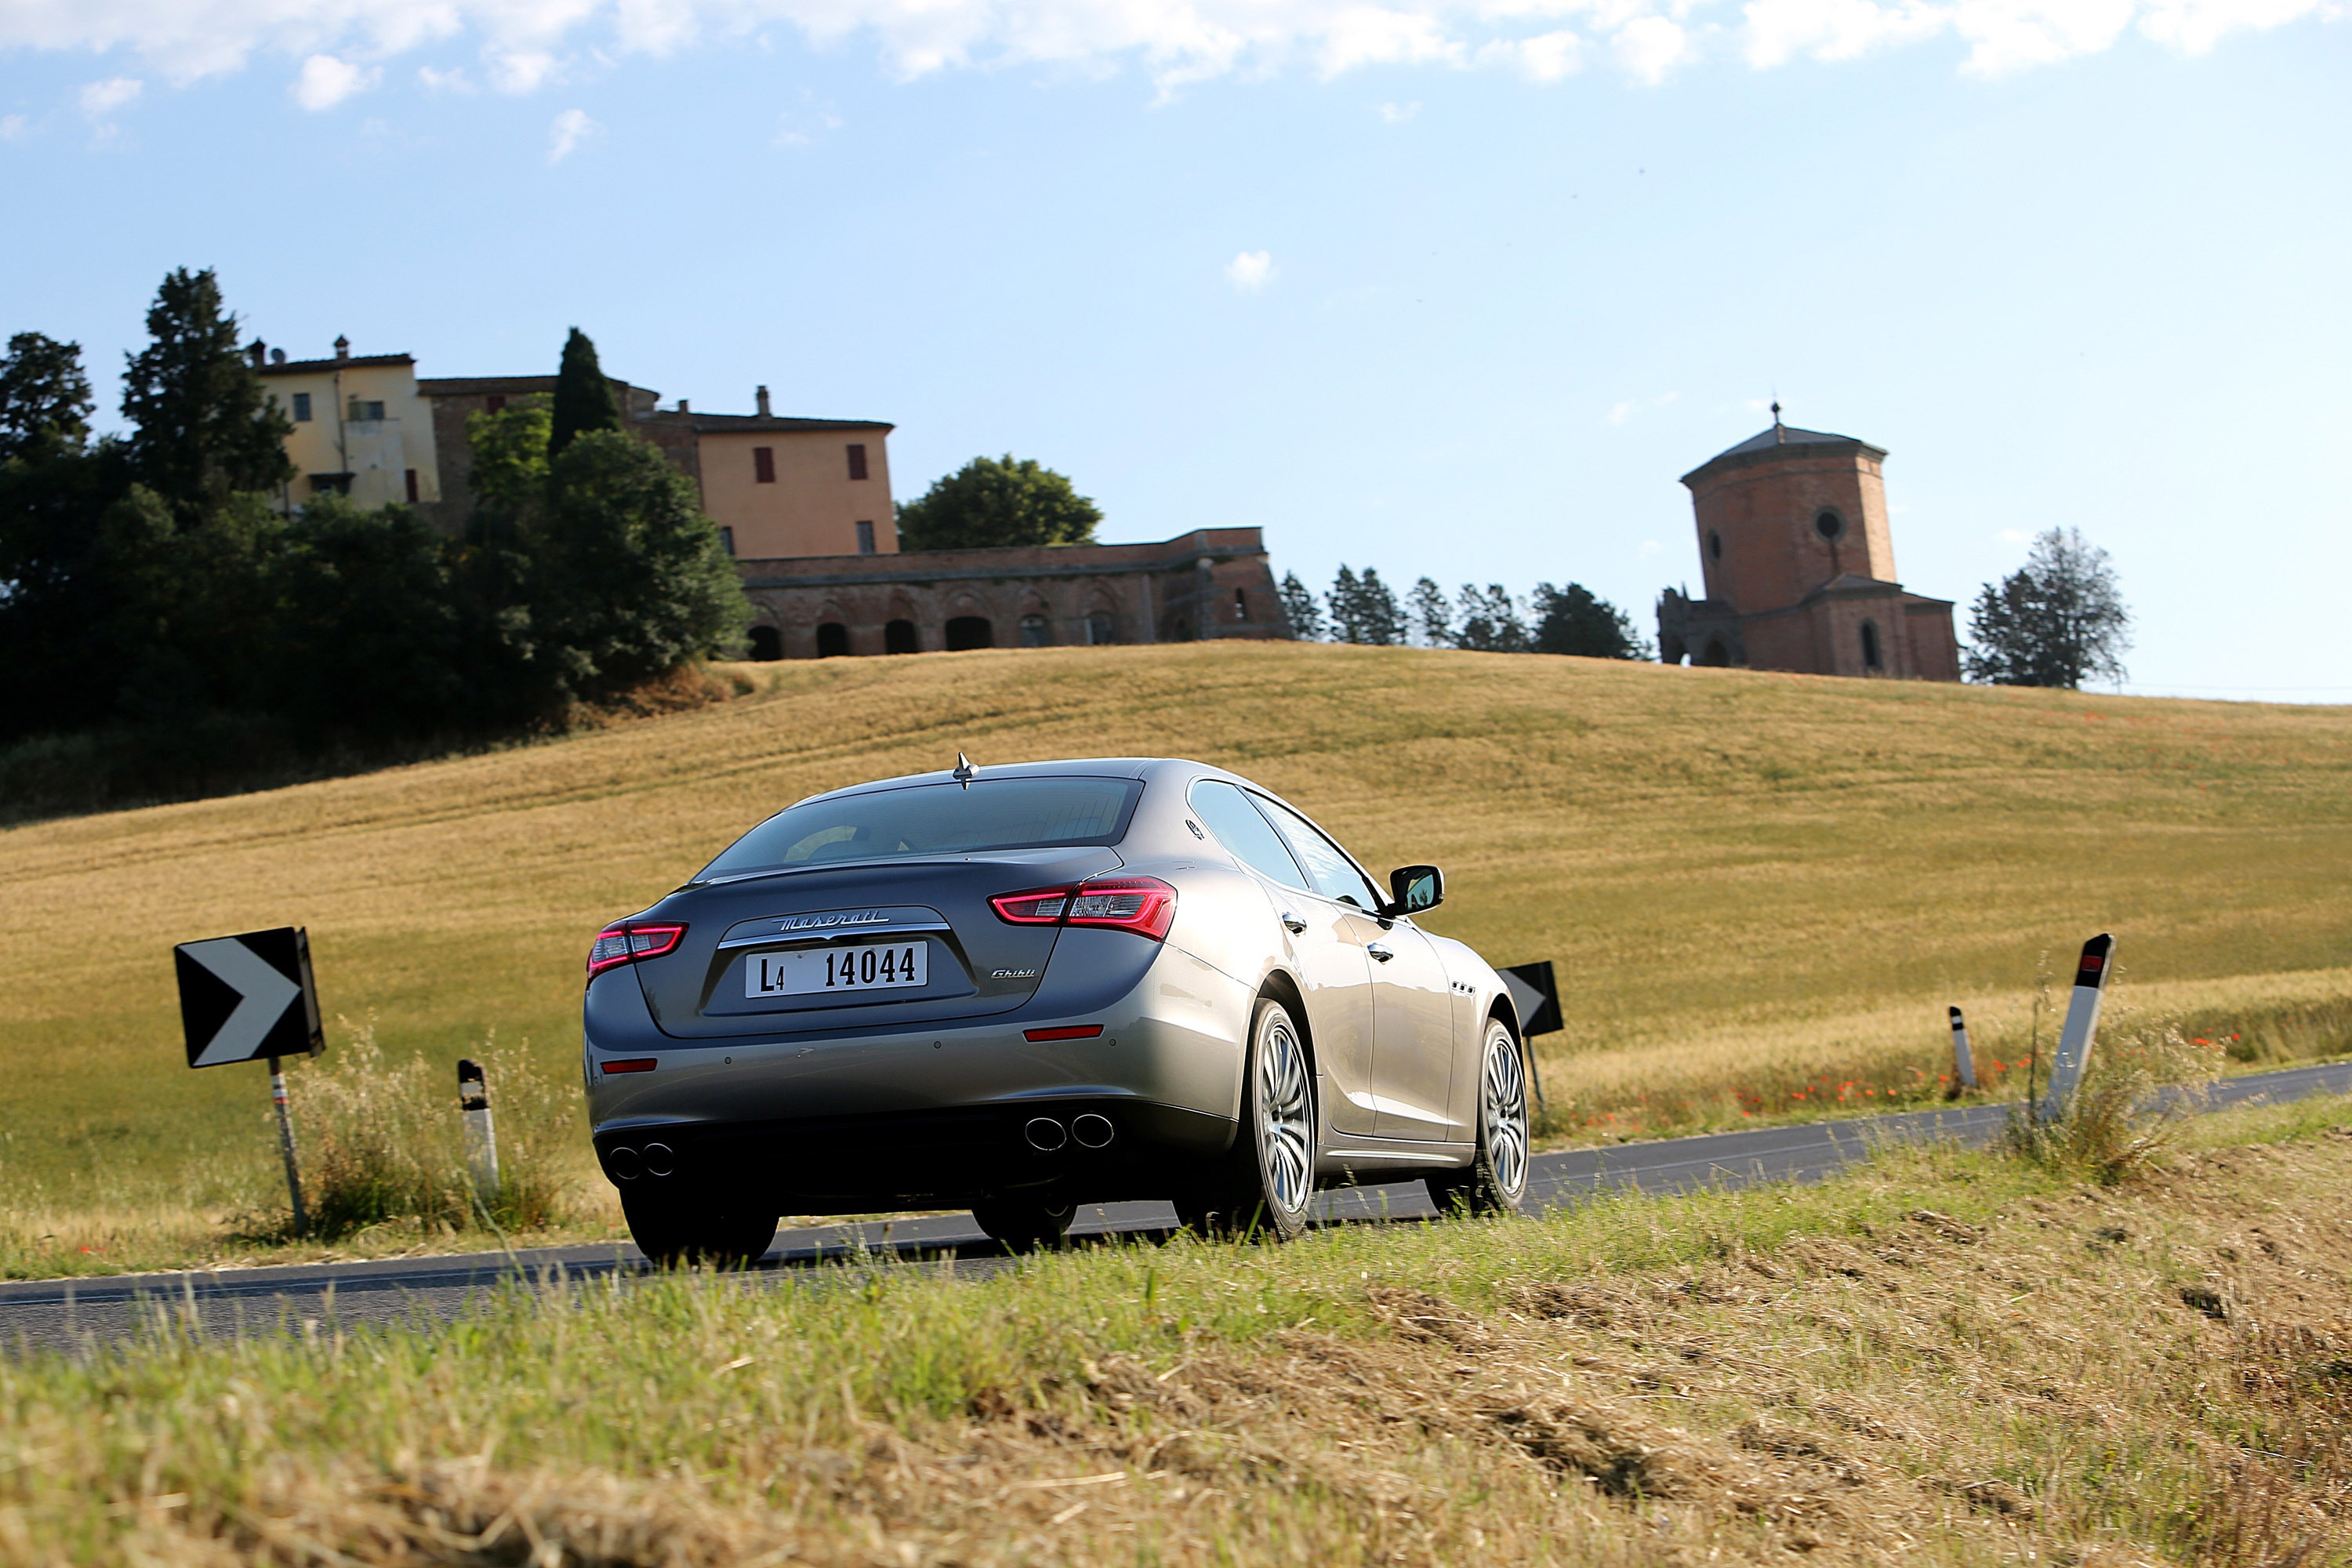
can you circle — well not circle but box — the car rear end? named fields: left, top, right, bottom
left=583, top=763, right=1253, bottom=1217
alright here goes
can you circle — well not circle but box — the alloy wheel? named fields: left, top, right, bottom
left=1481, top=1023, right=1530, bottom=1202
left=1258, top=1011, right=1313, bottom=1216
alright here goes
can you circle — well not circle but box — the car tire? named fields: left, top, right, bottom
left=622, top=1188, right=779, bottom=1268
left=1175, top=996, right=1316, bottom=1242
left=972, top=1194, right=1076, bottom=1254
left=1427, top=1018, right=1530, bottom=1218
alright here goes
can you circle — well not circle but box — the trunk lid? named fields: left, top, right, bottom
left=634, top=848, right=1123, bottom=1040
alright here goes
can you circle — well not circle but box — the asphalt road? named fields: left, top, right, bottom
left=8, top=1060, right=2347, bottom=1359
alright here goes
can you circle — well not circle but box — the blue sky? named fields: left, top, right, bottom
left=3, top=0, right=2346, bottom=698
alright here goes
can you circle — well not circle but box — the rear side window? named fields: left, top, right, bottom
left=1251, top=795, right=1385, bottom=910
left=698, top=777, right=1142, bottom=880
left=1190, top=780, right=1308, bottom=890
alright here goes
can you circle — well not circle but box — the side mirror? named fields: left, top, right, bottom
left=1386, top=865, right=1443, bottom=917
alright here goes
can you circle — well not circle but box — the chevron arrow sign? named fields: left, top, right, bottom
left=175, top=927, right=323, bottom=1069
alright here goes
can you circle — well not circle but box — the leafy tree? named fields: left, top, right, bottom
left=263, top=499, right=466, bottom=741
left=548, top=327, right=620, bottom=457
left=1278, top=571, right=1323, bottom=641
left=1532, top=581, right=1649, bottom=659
left=465, top=397, right=553, bottom=543
left=1963, top=527, right=2131, bottom=689
left=522, top=430, right=751, bottom=704
left=119, top=268, right=291, bottom=518
left=1453, top=583, right=1530, bottom=652
left=0, top=332, right=94, bottom=461
left=1408, top=576, right=1451, bottom=648
left=896, top=456, right=1101, bottom=551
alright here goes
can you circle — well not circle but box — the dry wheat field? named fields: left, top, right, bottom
left=2, top=641, right=2348, bottom=1266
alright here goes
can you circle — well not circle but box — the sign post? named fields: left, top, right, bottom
left=175, top=927, right=324, bottom=1236
left=1500, top=960, right=1564, bottom=1111
left=458, top=1058, right=500, bottom=1207
left=1948, top=1005, right=1978, bottom=1091
left=2038, top=934, right=2114, bottom=1126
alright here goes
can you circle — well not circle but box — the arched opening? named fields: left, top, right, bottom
left=946, top=615, right=993, bottom=652
left=1707, top=529, right=1723, bottom=561
left=884, top=619, right=919, bottom=655
left=1232, top=588, right=1248, bottom=621
left=815, top=622, right=850, bottom=659
left=1859, top=620, right=1882, bottom=671
left=1086, top=611, right=1116, bottom=646
left=1699, top=639, right=1730, bottom=668
left=746, top=625, right=782, bottom=662
left=1018, top=614, right=1051, bottom=648
left=1814, top=510, right=1846, bottom=542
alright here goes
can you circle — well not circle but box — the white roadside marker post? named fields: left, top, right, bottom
left=1948, top=1006, right=1978, bottom=1091
left=2038, top=934, right=2115, bottom=1126
left=459, top=1058, right=500, bottom=1207
left=269, top=1056, right=308, bottom=1238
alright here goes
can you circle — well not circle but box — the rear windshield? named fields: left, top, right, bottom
left=696, top=777, right=1142, bottom=880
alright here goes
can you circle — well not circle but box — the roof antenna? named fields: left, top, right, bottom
left=1771, top=397, right=1785, bottom=444
left=953, top=752, right=976, bottom=789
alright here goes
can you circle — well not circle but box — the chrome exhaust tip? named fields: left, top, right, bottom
left=607, top=1146, right=642, bottom=1181
left=641, top=1142, right=675, bottom=1178
left=1024, top=1117, right=1067, bottom=1152
left=1072, top=1113, right=1115, bottom=1149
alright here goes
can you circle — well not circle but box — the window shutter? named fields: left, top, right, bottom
left=754, top=446, right=776, bottom=483
left=405, top=469, right=419, bottom=504
left=846, top=443, right=869, bottom=481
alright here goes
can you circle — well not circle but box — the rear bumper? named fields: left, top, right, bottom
left=583, top=935, right=1251, bottom=1210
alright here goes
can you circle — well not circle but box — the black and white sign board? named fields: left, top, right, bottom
left=1500, top=960, right=1563, bottom=1038
left=175, top=926, right=322, bottom=1069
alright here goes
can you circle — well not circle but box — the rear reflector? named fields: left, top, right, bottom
left=1024, top=1025, right=1105, bottom=1042
left=586, top=922, right=686, bottom=977
left=600, top=1058, right=659, bottom=1074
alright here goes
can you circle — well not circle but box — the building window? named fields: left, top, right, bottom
left=946, top=615, right=993, bottom=652
left=1233, top=588, right=1248, bottom=621
left=348, top=398, right=385, bottom=423
left=885, top=619, right=919, bottom=655
left=846, top=443, right=869, bottom=481
left=718, top=526, right=735, bottom=557
left=308, top=473, right=354, bottom=496
left=747, top=625, right=782, bottom=662
left=405, top=469, right=419, bottom=504
left=1814, top=510, right=1845, bottom=542
left=1707, top=529, right=1722, bottom=561
left=486, top=395, right=507, bottom=414
left=291, top=392, right=313, bottom=423
left=753, top=446, right=776, bottom=484
left=1860, top=620, right=1882, bottom=670
left=1086, top=612, right=1116, bottom=646
left=1018, top=614, right=1051, bottom=648
left=855, top=520, right=876, bottom=554
left=816, top=622, right=850, bottom=658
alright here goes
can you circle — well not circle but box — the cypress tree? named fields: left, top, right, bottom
left=0, top=332, right=95, bottom=461
left=119, top=268, right=292, bottom=518
left=549, top=328, right=620, bottom=456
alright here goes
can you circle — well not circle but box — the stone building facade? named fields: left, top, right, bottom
left=1657, top=418, right=1960, bottom=681
left=737, top=528, right=1288, bottom=659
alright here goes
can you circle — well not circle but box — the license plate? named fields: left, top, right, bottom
left=746, top=942, right=928, bottom=998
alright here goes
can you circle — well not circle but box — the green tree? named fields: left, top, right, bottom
left=548, top=327, right=620, bottom=457
left=1277, top=571, right=1323, bottom=641
left=465, top=397, right=553, bottom=543
left=896, top=456, right=1101, bottom=550
left=264, top=498, right=466, bottom=741
left=522, top=430, right=750, bottom=705
left=1533, top=582, right=1649, bottom=659
left=1408, top=576, right=1450, bottom=648
left=0, top=332, right=94, bottom=461
left=1327, top=565, right=1406, bottom=644
left=1963, top=527, right=2131, bottom=689
left=1454, top=583, right=1530, bottom=652
left=119, top=268, right=291, bottom=518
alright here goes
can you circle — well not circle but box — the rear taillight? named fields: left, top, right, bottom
left=990, top=877, right=1178, bottom=942
left=586, top=923, right=686, bottom=977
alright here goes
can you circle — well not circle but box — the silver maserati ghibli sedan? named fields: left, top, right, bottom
left=583, top=757, right=1532, bottom=1261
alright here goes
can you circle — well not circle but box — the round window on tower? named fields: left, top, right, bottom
left=1707, top=529, right=1723, bottom=561
left=1814, top=510, right=1846, bottom=542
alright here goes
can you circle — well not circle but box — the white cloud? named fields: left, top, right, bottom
left=1376, top=99, right=1421, bottom=121
left=1998, top=528, right=2030, bottom=542
left=1639, top=539, right=1666, bottom=557
left=1607, top=390, right=1679, bottom=425
left=1226, top=249, right=1276, bottom=290
left=417, top=64, right=477, bottom=92
left=547, top=105, right=596, bottom=161
left=78, top=77, right=143, bottom=120
left=292, top=53, right=376, bottom=108
left=0, top=114, right=28, bottom=141
left=2, top=0, right=2339, bottom=98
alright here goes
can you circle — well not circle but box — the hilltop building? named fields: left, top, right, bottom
left=1657, top=413, right=1960, bottom=681
left=249, top=336, right=1289, bottom=656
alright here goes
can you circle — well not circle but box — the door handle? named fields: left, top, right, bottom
left=1367, top=943, right=1395, bottom=963
left=1279, top=913, right=1308, bottom=935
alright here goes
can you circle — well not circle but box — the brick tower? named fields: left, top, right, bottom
left=1656, top=410, right=1960, bottom=680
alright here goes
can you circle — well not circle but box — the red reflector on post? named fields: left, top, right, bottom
left=1024, top=1025, right=1105, bottom=1042
left=600, top=1058, right=659, bottom=1074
